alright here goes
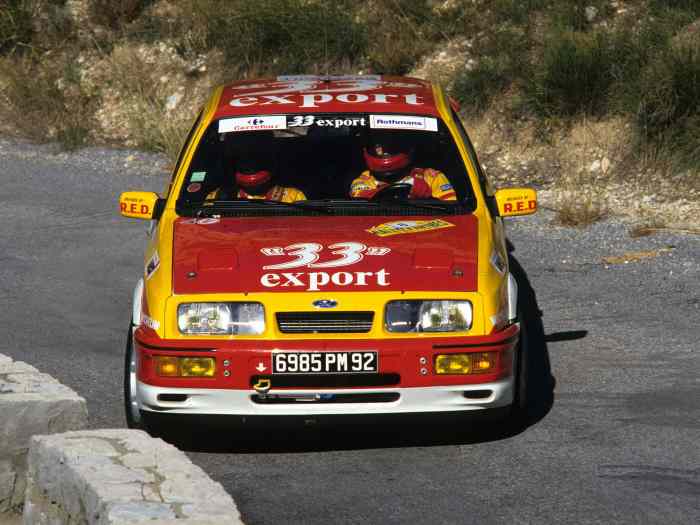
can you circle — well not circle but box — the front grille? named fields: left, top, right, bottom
left=252, top=393, right=400, bottom=404
left=250, top=373, right=400, bottom=389
left=276, top=312, right=374, bottom=333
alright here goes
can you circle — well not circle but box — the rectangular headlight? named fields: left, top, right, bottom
left=177, top=302, right=265, bottom=335
left=385, top=300, right=472, bottom=333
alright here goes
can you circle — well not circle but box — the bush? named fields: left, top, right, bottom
left=525, top=29, right=618, bottom=117
left=193, top=0, right=366, bottom=74
left=452, top=58, right=512, bottom=114
left=88, top=0, right=150, bottom=29
left=650, top=0, right=700, bottom=17
left=452, top=24, right=528, bottom=114
left=635, top=41, right=700, bottom=167
left=0, top=50, right=96, bottom=149
left=0, top=0, right=34, bottom=53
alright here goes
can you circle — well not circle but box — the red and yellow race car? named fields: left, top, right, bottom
left=119, top=75, right=537, bottom=431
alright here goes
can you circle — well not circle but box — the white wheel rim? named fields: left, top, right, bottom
left=128, top=327, right=142, bottom=424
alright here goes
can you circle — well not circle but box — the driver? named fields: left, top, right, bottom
left=349, top=132, right=456, bottom=200
left=208, top=156, right=306, bottom=202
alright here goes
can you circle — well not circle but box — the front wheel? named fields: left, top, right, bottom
left=123, top=322, right=144, bottom=429
left=510, top=318, right=529, bottom=420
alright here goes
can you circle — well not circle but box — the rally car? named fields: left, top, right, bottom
left=119, top=75, right=537, bottom=432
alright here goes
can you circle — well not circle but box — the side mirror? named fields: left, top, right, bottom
left=119, top=191, right=164, bottom=220
left=494, top=188, right=537, bottom=217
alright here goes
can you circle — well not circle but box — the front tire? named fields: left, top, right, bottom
left=510, top=318, right=529, bottom=420
left=124, top=322, right=150, bottom=430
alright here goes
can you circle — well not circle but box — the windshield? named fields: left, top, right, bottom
left=176, top=112, right=475, bottom=216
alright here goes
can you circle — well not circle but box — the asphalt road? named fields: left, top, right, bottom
left=1, top=139, right=698, bottom=524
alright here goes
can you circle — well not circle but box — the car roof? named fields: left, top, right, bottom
left=213, top=75, right=439, bottom=120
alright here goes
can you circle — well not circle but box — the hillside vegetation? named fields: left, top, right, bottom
left=0, top=0, right=698, bottom=227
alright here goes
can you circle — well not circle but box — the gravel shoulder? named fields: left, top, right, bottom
left=1, top=139, right=698, bottom=525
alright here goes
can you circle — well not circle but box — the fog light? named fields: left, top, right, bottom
left=155, top=356, right=179, bottom=377
left=435, top=354, right=471, bottom=375
left=154, top=356, right=216, bottom=377
left=472, top=352, right=497, bottom=373
left=181, top=357, right=215, bottom=377
left=434, top=352, right=499, bottom=375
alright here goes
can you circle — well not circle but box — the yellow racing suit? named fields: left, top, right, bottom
left=207, top=186, right=307, bottom=203
left=350, top=168, right=457, bottom=200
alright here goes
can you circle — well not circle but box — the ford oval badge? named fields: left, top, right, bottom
left=313, top=299, right=338, bottom=309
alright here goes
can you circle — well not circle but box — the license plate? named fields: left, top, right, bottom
left=272, top=351, right=378, bottom=374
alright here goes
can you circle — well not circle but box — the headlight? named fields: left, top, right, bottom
left=385, top=300, right=472, bottom=333
left=177, top=302, right=265, bottom=335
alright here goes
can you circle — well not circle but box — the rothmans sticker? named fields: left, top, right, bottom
left=370, top=114, right=438, bottom=132
left=218, top=115, right=287, bottom=133
left=367, top=219, right=455, bottom=237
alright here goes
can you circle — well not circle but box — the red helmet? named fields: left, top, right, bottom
left=234, top=157, right=272, bottom=191
left=235, top=169, right=272, bottom=188
left=363, top=134, right=413, bottom=179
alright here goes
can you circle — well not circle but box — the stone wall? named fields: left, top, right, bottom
left=23, top=429, right=243, bottom=524
left=0, top=353, right=88, bottom=513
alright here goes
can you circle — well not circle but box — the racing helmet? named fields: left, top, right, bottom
left=363, top=132, right=414, bottom=181
left=234, top=156, right=273, bottom=195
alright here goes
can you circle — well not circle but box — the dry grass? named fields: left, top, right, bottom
left=96, top=44, right=202, bottom=160
left=0, top=49, right=96, bottom=149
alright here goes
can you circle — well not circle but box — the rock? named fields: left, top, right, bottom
left=165, top=93, right=183, bottom=111
left=24, top=429, right=243, bottom=524
left=585, top=6, right=598, bottom=22
left=589, top=159, right=601, bottom=172
left=0, top=353, right=87, bottom=513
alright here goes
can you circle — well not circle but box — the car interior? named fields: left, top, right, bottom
left=179, top=114, right=473, bottom=203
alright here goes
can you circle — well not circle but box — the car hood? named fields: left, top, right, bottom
left=172, top=215, right=478, bottom=294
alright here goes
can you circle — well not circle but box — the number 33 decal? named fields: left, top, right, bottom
left=261, top=242, right=390, bottom=270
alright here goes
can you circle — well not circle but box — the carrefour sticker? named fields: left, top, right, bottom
left=145, top=251, right=160, bottom=280
left=366, top=219, right=455, bottom=237
left=369, top=114, right=438, bottom=132
left=218, top=115, right=287, bottom=133
left=190, top=171, right=206, bottom=182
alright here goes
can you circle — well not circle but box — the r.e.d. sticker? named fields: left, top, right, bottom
left=186, top=182, right=202, bottom=193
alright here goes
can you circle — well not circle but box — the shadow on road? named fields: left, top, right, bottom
left=508, top=252, right=556, bottom=429
left=149, top=253, right=556, bottom=454
left=545, top=330, right=588, bottom=343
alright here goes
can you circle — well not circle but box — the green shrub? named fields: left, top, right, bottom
left=194, top=0, right=366, bottom=74
left=0, top=0, right=34, bottom=53
left=649, top=0, right=700, bottom=16
left=87, top=0, right=150, bottom=29
left=525, top=29, right=619, bottom=117
left=452, top=57, right=516, bottom=114
left=0, top=51, right=96, bottom=149
left=635, top=41, right=700, bottom=167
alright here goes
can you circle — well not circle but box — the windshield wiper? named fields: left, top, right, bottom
left=353, top=198, right=457, bottom=212
left=252, top=199, right=334, bottom=213
left=182, top=199, right=333, bottom=215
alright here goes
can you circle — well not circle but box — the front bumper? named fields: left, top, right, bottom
left=133, top=323, right=519, bottom=416
left=137, top=379, right=514, bottom=416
